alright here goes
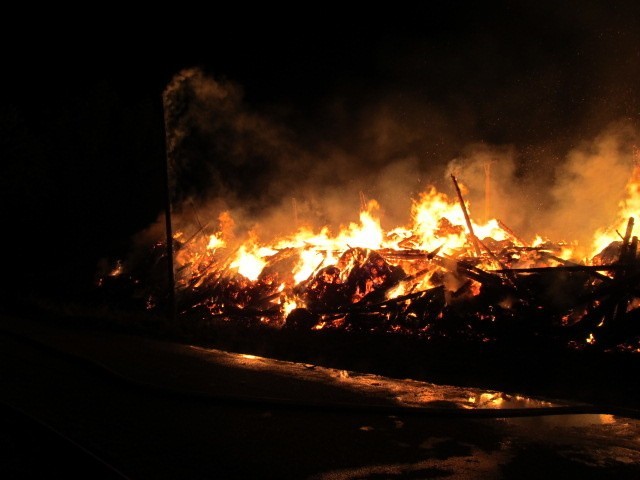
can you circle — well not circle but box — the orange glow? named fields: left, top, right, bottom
left=206, top=234, right=226, bottom=250
left=171, top=182, right=529, bottom=318
left=150, top=173, right=640, bottom=342
left=230, top=244, right=274, bottom=281
left=591, top=163, right=640, bottom=257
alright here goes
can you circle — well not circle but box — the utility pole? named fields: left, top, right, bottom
left=161, top=95, right=177, bottom=322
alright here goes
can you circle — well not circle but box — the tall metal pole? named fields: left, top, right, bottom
left=161, top=96, right=177, bottom=321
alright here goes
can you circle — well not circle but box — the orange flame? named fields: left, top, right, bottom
left=166, top=173, right=640, bottom=327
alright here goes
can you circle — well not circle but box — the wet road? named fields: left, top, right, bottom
left=1, top=317, right=640, bottom=479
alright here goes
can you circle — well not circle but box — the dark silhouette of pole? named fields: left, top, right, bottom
left=162, top=97, right=177, bottom=321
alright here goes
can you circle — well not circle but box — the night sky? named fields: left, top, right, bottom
left=1, top=2, right=638, bottom=301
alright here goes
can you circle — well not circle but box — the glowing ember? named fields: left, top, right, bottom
left=109, top=261, right=124, bottom=277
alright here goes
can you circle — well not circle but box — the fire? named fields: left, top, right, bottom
left=591, top=163, right=640, bottom=258
left=282, top=298, right=298, bottom=317
left=206, top=234, right=225, bottom=251
left=411, top=187, right=468, bottom=253
left=292, top=248, right=327, bottom=284
left=336, top=199, right=385, bottom=250
left=103, top=170, right=640, bottom=351
left=170, top=182, right=539, bottom=314
left=230, top=244, right=275, bottom=281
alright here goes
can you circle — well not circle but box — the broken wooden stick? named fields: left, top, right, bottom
left=491, top=265, right=628, bottom=274
left=611, top=217, right=635, bottom=322
left=451, top=174, right=482, bottom=256
left=497, top=219, right=528, bottom=247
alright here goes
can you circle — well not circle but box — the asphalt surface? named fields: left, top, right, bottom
left=1, top=315, right=640, bottom=479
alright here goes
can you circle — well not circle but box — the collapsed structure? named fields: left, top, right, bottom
left=100, top=171, right=640, bottom=352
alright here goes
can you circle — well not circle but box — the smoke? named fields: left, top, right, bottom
left=159, top=68, right=639, bottom=254
left=446, top=144, right=523, bottom=226
left=163, top=68, right=296, bottom=207
left=444, top=125, right=640, bottom=250
left=546, top=124, right=639, bottom=246
left=161, top=68, right=444, bottom=239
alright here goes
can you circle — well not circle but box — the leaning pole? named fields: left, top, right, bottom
left=161, top=92, right=177, bottom=322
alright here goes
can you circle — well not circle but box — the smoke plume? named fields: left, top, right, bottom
left=159, top=68, right=639, bottom=254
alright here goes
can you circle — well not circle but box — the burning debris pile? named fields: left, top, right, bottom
left=100, top=172, right=640, bottom=352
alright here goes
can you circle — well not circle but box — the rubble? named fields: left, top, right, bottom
left=98, top=176, right=640, bottom=353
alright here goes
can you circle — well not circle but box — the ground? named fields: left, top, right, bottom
left=1, top=314, right=640, bottom=479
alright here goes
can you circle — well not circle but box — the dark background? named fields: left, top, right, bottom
left=1, top=2, right=638, bottom=301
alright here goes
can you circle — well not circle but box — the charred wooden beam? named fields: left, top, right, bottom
left=619, top=217, right=635, bottom=263
left=432, top=255, right=503, bottom=286
left=612, top=219, right=637, bottom=323
left=378, top=246, right=443, bottom=261
left=209, top=307, right=283, bottom=320
left=472, top=237, right=519, bottom=290
left=475, top=236, right=508, bottom=270
left=194, top=249, right=242, bottom=294
left=311, top=286, right=445, bottom=316
left=177, top=222, right=212, bottom=249
left=621, top=234, right=638, bottom=267
left=497, top=219, right=528, bottom=247
left=451, top=174, right=482, bottom=256
left=608, top=218, right=635, bottom=323
left=491, top=265, right=628, bottom=274
left=537, top=251, right=612, bottom=283
left=578, top=268, right=640, bottom=306
left=403, top=266, right=436, bottom=283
